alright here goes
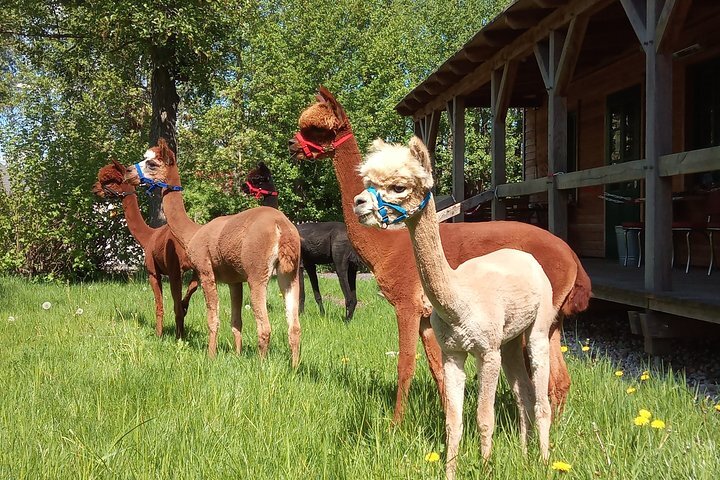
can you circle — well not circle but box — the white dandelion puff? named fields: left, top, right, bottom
left=42, top=302, right=52, bottom=310
left=75, top=308, right=84, bottom=315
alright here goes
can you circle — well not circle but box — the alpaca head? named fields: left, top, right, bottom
left=289, top=86, right=351, bottom=161
left=92, top=159, right=133, bottom=198
left=242, top=162, right=277, bottom=197
left=124, top=138, right=176, bottom=186
left=354, top=136, right=434, bottom=228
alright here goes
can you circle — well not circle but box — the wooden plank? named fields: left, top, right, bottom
left=619, top=0, right=648, bottom=43
left=425, top=110, right=440, bottom=153
left=448, top=96, right=466, bottom=222
left=496, top=177, right=549, bottom=196
left=436, top=190, right=495, bottom=223
left=547, top=29, right=568, bottom=240
left=555, top=159, right=647, bottom=189
left=555, top=13, right=590, bottom=96
left=655, top=0, right=692, bottom=53
left=491, top=61, right=518, bottom=120
left=658, top=145, right=720, bottom=177
left=410, top=0, right=613, bottom=120
left=533, top=40, right=551, bottom=89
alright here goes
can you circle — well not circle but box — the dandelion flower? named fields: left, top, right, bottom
left=581, top=345, right=590, bottom=352
left=425, top=452, right=440, bottom=463
left=7, top=316, right=15, bottom=322
left=75, top=308, right=84, bottom=315
left=715, top=404, right=720, bottom=412
left=650, top=419, right=666, bottom=429
left=244, top=304, right=251, bottom=310
left=551, top=461, right=572, bottom=472
left=640, top=372, right=650, bottom=381
left=41, top=302, right=52, bottom=310
left=615, top=370, right=624, bottom=377
left=341, top=357, right=349, bottom=364
left=626, top=387, right=637, bottom=394
left=639, top=409, right=652, bottom=419
left=560, top=346, right=568, bottom=353
left=634, top=416, right=650, bottom=426
left=415, top=353, right=422, bottom=360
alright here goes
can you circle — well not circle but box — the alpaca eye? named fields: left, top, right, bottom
left=392, top=185, right=406, bottom=193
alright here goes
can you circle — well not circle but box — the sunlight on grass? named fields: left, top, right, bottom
left=0, top=275, right=719, bottom=479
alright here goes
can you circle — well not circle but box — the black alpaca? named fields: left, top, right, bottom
left=242, top=163, right=361, bottom=320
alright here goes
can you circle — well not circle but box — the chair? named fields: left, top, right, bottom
left=621, top=221, right=643, bottom=267
left=671, top=220, right=705, bottom=274
left=706, top=190, right=720, bottom=275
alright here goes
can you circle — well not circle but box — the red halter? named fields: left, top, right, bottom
left=244, top=181, right=278, bottom=200
left=293, top=131, right=354, bottom=159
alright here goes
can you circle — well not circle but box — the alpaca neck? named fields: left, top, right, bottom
left=121, top=192, right=154, bottom=246
left=159, top=168, right=201, bottom=249
left=262, top=195, right=278, bottom=209
left=404, top=197, right=458, bottom=311
left=332, top=131, right=385, bottom=256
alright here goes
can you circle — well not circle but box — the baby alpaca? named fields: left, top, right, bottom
left=353, top=137, right=557, bottom=479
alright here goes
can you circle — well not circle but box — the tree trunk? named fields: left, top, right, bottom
left=147, top=63, right=179, bottom=227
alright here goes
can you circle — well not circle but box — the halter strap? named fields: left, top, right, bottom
left=294, top=131, right=354, bottom=159
left=244, top=181, right=278, bottom=200
left=102, top=185, right=136, bottom=199
left=133, top=163, right=183, bottom=195
left=365, top=186, right=432, bottom=228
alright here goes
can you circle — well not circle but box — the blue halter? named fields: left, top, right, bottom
left=133, top=163, right=183, bottom=196
left=365, top=186, right=432, bottom=228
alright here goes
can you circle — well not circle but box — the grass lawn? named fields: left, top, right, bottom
left=1, top=274, right=719, bottom=479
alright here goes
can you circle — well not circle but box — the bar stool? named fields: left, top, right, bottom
left=706, top=190, right=720, bottom=275
left=671, top=221, right=705, bottom=274
left=621, top=221, right=643, bottom=267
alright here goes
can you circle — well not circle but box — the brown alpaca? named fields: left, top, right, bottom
left=92, top=160, right=199, bottom=338
left=124, top=140, right=303, bottom=366
left=289, top=87, right=592, bottom=423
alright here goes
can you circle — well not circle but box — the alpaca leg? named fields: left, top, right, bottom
left=169, top=271, right=186, bottom=340
left=443, top=350, right=467, bottom=480
left=501, top=335, right=535, bottom=454
left=181, top=271, right=200, bottom=316
left=298, top=265, right=306, bottom=314
left=476, top=350, right=502, bottom=460
left=228, top=283, right=243, bottom=354
left=527, top=326, right=552, bottom=461
left=420, top=313, right=446, bottom=412
left=548, top=316, right=570, bottom=416
left=249, top=280, right=271, bottom=359
left=200, top=275, right=220, bottom=358
left=346, top=262, right=358, bottom=320
left=334, top=259, right=354, bottom=322
left=305, top=263, right=325, bottom=315
left=392, top=304, right=422, bottom=424
left=278, top=270, right=301, bottom=368
left=148, top=273, right=164, bottom=337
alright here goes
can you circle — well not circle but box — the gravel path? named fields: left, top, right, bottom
left=563, top=306, right=720, bottom=401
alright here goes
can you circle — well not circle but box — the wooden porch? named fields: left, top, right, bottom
left=582, top=257, right=720, bottom=324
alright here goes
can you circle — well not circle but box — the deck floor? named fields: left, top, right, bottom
left=581, top=258, right=720, bottom=324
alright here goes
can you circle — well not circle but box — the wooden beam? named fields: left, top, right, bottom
left=533, top=40, right=552, bottom=89
left=482, top=29, right=521, bottom=47
left=436, top=190, right=495, bottom=223
left=620, top=0, right=648, bottom=43
left=491, top=61, right=519, bottom=121
left=410, top=0, right=613, bottom=120
left=655, top=0, right=692, bottom=53
left=504, top=10, right=547, bottom=30
left=447, top=96, right=466, bottom=222
left=425, top=111, right=440, bottom=154
left=555, top=13, right=590, bottom=96
left=658, top=145, right=720, bottom=177
left=496, top=177, right=549, bottom=197
left=460, top=46, right=496, bottom=63
left=555, top=159, right=647, bottom=189
left=491, top=68, right=506, bottom=220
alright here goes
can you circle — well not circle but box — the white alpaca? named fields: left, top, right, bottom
left=353, top=137, right=557, bottom=480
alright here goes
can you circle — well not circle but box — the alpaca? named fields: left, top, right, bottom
left=242, top=163, right=363, bottom=320
left=125, top=140, right=302, bottom=366
left=354, top=138, right=556, bottom=479
left=92, top=160, right=199, bottom=339
left=288, top=87, right=591, bottom=423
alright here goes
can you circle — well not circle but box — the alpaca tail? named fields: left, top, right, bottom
left=276, top=219, right=301, bottom=276
left=561, top=250, right=592, bottom=316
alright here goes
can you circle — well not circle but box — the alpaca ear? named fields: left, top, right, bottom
left=157, top=137, right=176, bottom=166
left=318, top=86, right=349, bottom=125
left=368, top=138, right=387, bottom=153
left=409, top=136, right=432, bottom=173
left=110, top=158, right=125, bottom=173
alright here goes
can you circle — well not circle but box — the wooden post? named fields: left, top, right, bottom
left=490, top=62, right=518, bottom=220
left=447, top=97, right=466, bottom=222
left=418, top=112, right=440, bottom=174
left=620, top=0, right=674, bottom=292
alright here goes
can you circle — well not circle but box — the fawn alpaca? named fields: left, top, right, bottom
left=354, top=138, right=556, bottom=479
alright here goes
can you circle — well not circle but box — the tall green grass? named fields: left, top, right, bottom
left=1, top=275, right=718, bottom=479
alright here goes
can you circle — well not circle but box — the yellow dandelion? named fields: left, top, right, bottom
left=551, top=461, right=572, bottom=473
left=634, top=416, right=650, bottom=426
left=425, top=452, right=440, bottom=463
left=581, top=345, right=590, bottom=352
left=560, top=345, right=568, bottom=353
left=615, top=370, right=624, bottom=377
left=651, top=419, right=666, bottom=429
left=415, top=353, right=422, bottom=360
left=639, top=409, right=652, bottom=419
left=640, top=373, right=650, bottom=381
left=626, top=387, right=637, bottom=394
left=642, top=370, right=649, bottom=375
left=341, top=356, right=349, bottom=364
left=715, top=404, right=720, bottom=412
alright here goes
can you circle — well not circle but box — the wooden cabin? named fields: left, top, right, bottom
left=396, top=0, right=720, bottom=352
